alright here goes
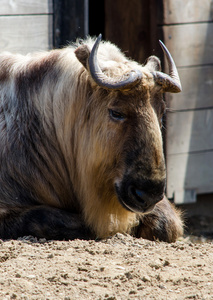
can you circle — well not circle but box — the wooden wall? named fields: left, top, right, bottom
left=0, top=0, right=53, bottom=54
left=0, top=0, right=89, bottom=53
left=159, top=0, right=213, bottom=204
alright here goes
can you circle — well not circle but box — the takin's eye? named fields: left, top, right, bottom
left=109, top=109, right=126, bottom=121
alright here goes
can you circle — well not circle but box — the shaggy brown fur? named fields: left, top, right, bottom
left=0, top=37, right=183, bottom=241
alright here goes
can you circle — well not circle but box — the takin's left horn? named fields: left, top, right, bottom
left=153, top=40, right=182, bottom=93
left=88, top=34, right=142, bottom=90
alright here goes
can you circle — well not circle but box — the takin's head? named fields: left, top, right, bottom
left=73, top=35, right=181, bottom=226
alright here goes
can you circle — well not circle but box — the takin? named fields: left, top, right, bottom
left=0, top=35, right=183, bottom=242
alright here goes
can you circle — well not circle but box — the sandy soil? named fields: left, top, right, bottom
left=0, top=218, right=213, bottom=300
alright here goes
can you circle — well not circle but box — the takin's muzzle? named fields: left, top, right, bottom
left=115, top=177, right=166, bottom=214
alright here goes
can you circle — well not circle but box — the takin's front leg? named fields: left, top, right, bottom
left=0, top=206, right=94, bottom=240
left=134, top=196, right=184, bottom=242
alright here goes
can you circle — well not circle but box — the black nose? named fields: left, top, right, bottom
left=127, top=179, right=165, bottom=211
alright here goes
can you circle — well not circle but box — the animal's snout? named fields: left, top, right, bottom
left=116, top=178, right=166, bottom=213
left=128, top=185, right=146, bottom=205
left=128, top=179, right=165, bottom=212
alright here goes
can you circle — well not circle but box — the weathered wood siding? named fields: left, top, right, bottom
left=0, top=0, right=53, bottom=54
left=160, top=0, right=213, bottom=203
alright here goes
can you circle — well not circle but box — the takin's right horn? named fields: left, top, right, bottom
left=88, top=34, right=142, bottom=90
left=152, top=40, right=182, bottom=93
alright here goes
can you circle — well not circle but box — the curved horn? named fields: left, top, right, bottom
left=88, top=34, right=142, bottom=90
left=153, top=40, right=182, bottom=93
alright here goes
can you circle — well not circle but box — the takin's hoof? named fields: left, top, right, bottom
left=135, top=198, right=184, bottom=243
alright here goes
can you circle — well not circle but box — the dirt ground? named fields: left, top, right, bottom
left=0, top=216, right=213, bottom=300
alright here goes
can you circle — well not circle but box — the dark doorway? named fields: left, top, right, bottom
left=89, top=0, right=105, bottom=38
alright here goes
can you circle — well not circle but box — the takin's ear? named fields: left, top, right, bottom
left=145, top=55, right=161, bottom=72
left=74, top=44, right=90, bottom=69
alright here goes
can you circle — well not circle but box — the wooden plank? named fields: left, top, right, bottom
left=0, top=0, right=53, bottom=15
left=0, top=15, right=52, bottom=54
left=158, top=0, right=213, bottom=24
left=166, top=109, right=213, bottom=155
left=161, top=23, right=213, bottom=67
left=166, top=151, right=213, bottom=203
left=165, top=65, right=213, bottom=110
